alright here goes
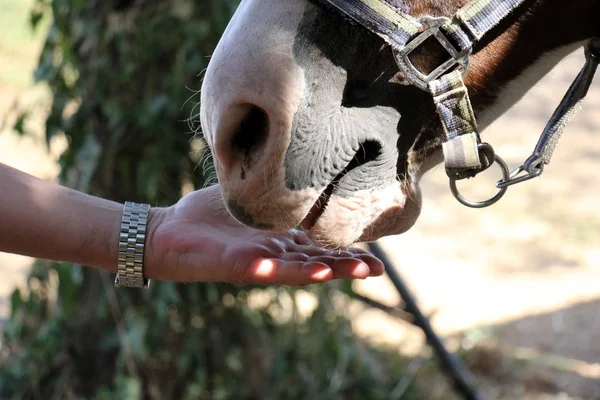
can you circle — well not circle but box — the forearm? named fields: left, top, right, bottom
left=0, top=163, right=123, bottom=272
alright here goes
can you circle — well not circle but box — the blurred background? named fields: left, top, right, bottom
left=0, top=0, right=599, bottom=399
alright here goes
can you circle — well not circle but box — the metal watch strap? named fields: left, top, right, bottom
left=114, top=202, right=150, bottom=288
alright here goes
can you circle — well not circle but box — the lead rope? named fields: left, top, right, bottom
left=496, top=38, right=600, bottom=189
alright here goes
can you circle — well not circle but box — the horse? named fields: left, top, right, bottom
left=200, top=0, right=600, bottom=248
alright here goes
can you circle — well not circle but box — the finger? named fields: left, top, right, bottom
left=261, top=233, right=310, bottom=253
left=325, top=249, right=356, bottom=258
left=261, top=237, right=289, bottom=253
left=288, top=244, right=332, bottom=257
left=337, top=248, right=385, bottom=276
left=345, top=247, right=373, bottom=256
left=289, top=229, right=311, bottom=245
left=243, top=258, right=334, bottom=286
left=354, top=253, right=385, bottom=276
left=279, top=253, right=310, bottom=262
left=306, top=256, right=371, bottom=279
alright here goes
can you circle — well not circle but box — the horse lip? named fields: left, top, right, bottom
left=298, top=147, right=364, bottom=231
left=300, top=182, right=336, bottom=231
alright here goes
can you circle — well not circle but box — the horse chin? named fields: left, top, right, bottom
left=306, top=181, right=422, bottom=248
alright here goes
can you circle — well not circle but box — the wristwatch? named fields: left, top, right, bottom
left=114, top=202, right=151, bottom=288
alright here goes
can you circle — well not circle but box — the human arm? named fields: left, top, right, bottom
left=0, top=162, right=122, bottom=272
left=0, top=163, right=384, bottom=285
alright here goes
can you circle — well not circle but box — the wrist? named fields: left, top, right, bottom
left=142, top=205, right=170, bottom=280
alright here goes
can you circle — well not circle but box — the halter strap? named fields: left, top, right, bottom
left=320, top=0, right=525, bottom=186
left=429, top=71, right=482, bottom=174
left=320, top=0, right=599, bottom=208
left=318, top=0, right=527, bottom=206
left=452, top=0, right=528, bottom=48
left=320, top=0, right=526, bottom=51
left=320, top=0, right=421, bottom=49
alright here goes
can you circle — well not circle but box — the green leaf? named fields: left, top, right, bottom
left=9, top=289, right=23, bottom=319
left=12, top=112, right=28, bottom=136
left=30, top=11, right=43, bottom=30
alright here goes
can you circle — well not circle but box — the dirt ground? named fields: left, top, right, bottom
left=1, top=5, right=599, bottom=398
left=349, top=49, right=600, bottom=399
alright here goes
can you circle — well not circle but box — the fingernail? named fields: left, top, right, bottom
left=311, top=268, right=332, bottom=281
left=353, top=263, right=370, bottom=279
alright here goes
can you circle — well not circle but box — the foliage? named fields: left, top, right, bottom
left=1, top=262, right=416, bottom=399
left=0, top=0, right=417, bottom=398
left=30, top=0, right=231, bottom=201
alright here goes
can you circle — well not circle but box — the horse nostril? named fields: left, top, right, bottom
left=230, top=105, right=270, bottom=177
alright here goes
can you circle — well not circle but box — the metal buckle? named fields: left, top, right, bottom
left=393, top=16, right=471, bottom=91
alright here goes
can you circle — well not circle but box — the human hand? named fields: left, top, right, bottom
left=144, top=185, right=384, bottom=285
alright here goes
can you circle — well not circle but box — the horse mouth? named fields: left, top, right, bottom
left=299, top=140, right=383, bottom=232
left=300, top=182, right=336, bottom=231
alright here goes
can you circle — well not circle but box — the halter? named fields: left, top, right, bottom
left=321, top=0, right=600, bottom=208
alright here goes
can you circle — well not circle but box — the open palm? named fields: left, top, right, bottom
left=145, top=185, right=384, bottom=285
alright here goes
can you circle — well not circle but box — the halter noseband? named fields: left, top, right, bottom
left=321, top=0, right=600, bottom=208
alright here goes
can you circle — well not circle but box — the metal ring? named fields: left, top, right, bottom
left=449, top=151, right=510, bottom=209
